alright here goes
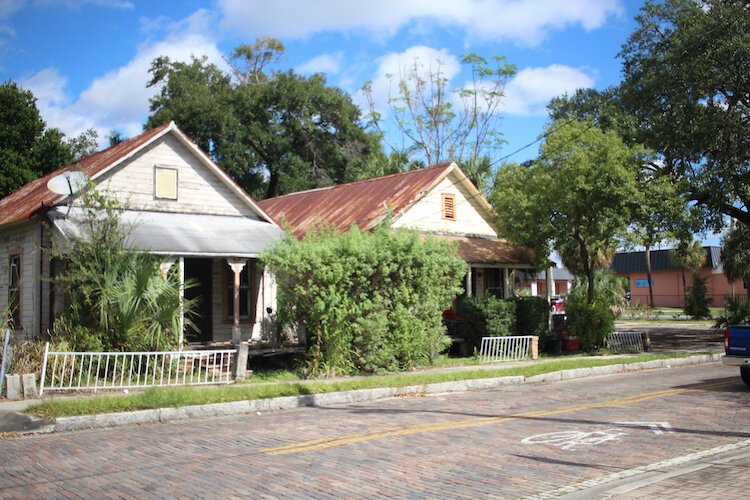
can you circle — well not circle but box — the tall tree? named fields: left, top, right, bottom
left=146, top=40, right=382, bottom=199
left=721, top=223, right=750, bottom=299
left=670, top=238, right=706, bottom=300
left=362, top=53, right=516, bottom=177
left=619, top=0, right=750, bottom=230
left=492, top=120, right=644, bottom=303
left=0, top=80, right=89, bottom=198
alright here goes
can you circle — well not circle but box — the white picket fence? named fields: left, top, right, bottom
left=606, top=331, right=644, bottom=353
left=478, top=335, right=533, bottom=363
left=39, top=343, right=236, bottom=395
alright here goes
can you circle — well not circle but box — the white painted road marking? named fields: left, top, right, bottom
left=521, top=428, right=628, bottom=451
left=616, top=421, right=674, bottom=434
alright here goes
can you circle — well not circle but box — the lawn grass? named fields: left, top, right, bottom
left=27, top=352, right=701, bottom=420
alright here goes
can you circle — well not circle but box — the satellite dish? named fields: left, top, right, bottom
left=47, top=171, right=89, bottom=196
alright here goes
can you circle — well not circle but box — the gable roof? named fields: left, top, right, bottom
left=0, top=121, right=275, bottom=229
left=257, top=162, right=495, bottom=237
left=611, top=247, right=720, bottom=273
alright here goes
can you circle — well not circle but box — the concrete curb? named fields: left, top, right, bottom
left=51, top=353, right=723, bottom=433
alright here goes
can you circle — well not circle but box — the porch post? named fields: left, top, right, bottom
left=502, top=268, right=510, bottom=298
left=227, top=258, right=248, bottom=379
left=178, top=257, right=185, bottom=350
left=530, top=280, right=538, bottom=296
left=465, top=266, right=473, bottom=297
left=546, top=266, right=554, bottom=333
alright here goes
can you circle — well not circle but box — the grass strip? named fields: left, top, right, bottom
left=27, top=353, right=701, bottom=420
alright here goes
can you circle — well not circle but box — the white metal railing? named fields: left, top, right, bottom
left=479, top=335, right=532, bottom=363
left=39, top=343, right=237, bottom=395
left=607, top=331, right=644, bottom=353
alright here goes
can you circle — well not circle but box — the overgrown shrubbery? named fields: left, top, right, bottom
left=714, top=295, right=750, bottom=329
left=567, top=299, right=614, bottom=351
left=565, top=270, right=622, bottom=351
left=461, top=296, right=516, bottom=349
left=684, top=275, right=711, bottom=319
left=509, top=296, right=549, bottom=337
left=262, top=225, right=466, bottom=376
left=50, top=189, right=194, bottom=352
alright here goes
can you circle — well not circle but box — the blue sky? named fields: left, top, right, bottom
left=0, top=0, right=643, bottom=166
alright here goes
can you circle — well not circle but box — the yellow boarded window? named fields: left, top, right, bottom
left=154, top=166, right=178, bottom=200
left=442, top=193, right=456, bottom=221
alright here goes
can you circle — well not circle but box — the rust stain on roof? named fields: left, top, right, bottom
left=430, top=234, right=533, bottom=265
left=0, top=123, right=172, bottom=228
left=257, top=163, right=454, bottom=237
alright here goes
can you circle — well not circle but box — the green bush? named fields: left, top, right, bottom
left=460, top=295, right=516, bottom=350
left=567, top=299, right=614, bottom=352
left=714, top=295, right=750, bottom=329
left=509, top=296, right=549, bottom=337
left=262, top=225, right=466, bottom=376
left=684, top=275, right=711, bottom=319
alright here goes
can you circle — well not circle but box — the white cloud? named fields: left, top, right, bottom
left=20, top=9, right=224, bottom=145
left=0, top=0, right=23, bottom=19
left=501, top=65, right=595, bottom=116
left=219, top=0, right=622, bottom=46
left=31, top=0, right=134, bottom=10
left=296, top=51, right=344, bottom=75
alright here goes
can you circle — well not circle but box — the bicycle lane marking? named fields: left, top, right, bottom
left=262, top=379, right=735, bottom=456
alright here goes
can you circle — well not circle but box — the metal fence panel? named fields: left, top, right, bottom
left=39, top=344, right=236, bottom=395
left=479, top=335, right=533, bottom=363
left=606, top=331, right=644, bottom=353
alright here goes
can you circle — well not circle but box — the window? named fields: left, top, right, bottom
left=225, top=262, right=255, bottom=321
left=8, top=254, right=20, bottom=328
left=154, top=166, right=178, bottom=200
left=442, top=194, right=456, bottom=221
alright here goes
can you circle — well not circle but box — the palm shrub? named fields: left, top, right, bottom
left=51, top=188, right=195, bottom=351
left=714, top=295, right=750, bottom=329
left=262, top=225, right=466, bottom=376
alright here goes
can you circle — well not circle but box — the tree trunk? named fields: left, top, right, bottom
left=266, top=169, right=280, bottom=199
left=645, top=243, right=654, bottom=308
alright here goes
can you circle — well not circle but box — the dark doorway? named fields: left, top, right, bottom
left=184, top=258, right=213, bottom=343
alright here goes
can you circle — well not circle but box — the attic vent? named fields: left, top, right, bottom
left=154, top=166, right=178, bottom=200
left=442, top=193, right=456, bottom=221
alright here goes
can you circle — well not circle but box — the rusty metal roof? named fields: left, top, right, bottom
left=257, top=163, right=456, bottom=237
left=431, top=234, right=533, bottom=265
left=0, top=122, right=173, bottom=228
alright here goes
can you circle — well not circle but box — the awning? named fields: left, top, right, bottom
left=49, top=207, right=286, bottom=257
left=430, top=234, right=533, bottom=266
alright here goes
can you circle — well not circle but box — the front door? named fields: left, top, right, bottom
left=184, top=258, right=213, bottom=343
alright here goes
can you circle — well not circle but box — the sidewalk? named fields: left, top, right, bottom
left=0, top=351, right=722, bottom=436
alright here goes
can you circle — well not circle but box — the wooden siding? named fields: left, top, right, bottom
left=95, top=134, right=261, bottom=219
left=393, top=173, right=497, bottom=236
left=0, top=222, right=40, bottom=338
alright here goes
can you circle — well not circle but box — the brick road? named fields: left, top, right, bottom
left=0, top=363, right=748, bottom=499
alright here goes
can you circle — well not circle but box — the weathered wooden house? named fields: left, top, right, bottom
left=0, top=122, right=285, bottom=347
left=257, top=162, right=534, bottom=299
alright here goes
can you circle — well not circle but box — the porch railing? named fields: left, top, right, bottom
left=479, top=335, right=532, bottom=363
left=39, top=343, right=236, bottom=396
left=606, top=331, right=644, bottom=353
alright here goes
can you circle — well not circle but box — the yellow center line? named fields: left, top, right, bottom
left=262, top=379, right=735, bottom=456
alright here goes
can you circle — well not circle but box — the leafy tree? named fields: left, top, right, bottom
left=361, top=53, right=516, bottom=176
left=492, top=120, right=644, bottom=304
left=619, top=0, right=750, bottom=229
left=147, top=40, right=383, bottom=199
left=721, top=223, right=750, bottom=298
left=261, top=225, right=465, bottom=376
left=0, top=81, right=99, bottom=198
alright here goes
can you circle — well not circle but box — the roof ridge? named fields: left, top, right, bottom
left=260, top=162, right=454, bottom=202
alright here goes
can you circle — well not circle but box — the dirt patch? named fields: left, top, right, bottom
left=615, top=323, right=723, bottom=352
